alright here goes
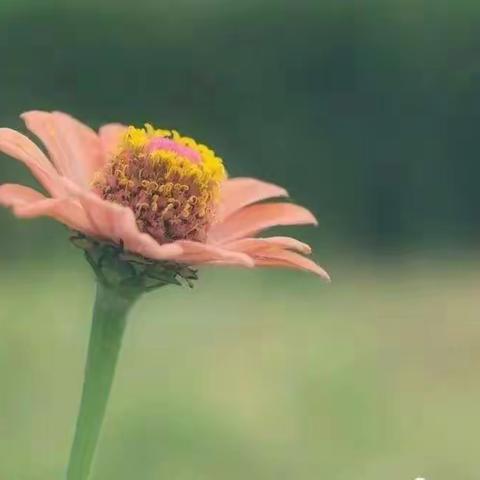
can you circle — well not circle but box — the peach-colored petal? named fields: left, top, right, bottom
left=21, top=111, right=103, bottom=187
left=224, top=236, right=312, bottom=255
left=171, top=241, right=255, bottom=267
left=0, top=183, right=96, bottom=233
left=61, top=178, right=255, bottom=266
left=61, top=180, right=253, bottom=267
left=105, top=204, right=186, bottom=261
left=253, top=248, right=330, bottom=280
left=0, top=183, right=46, bottom=210
left=209, top=202, right=318, bottom=244
left=99, top=123, right=127, bottom=157
left=0, top=129, right=65, bottom=196
left=61, top=178, right=189, bottom=261
left=16, top=198, right=96, bottom=233
left=217, top=177, right=288, bottom=222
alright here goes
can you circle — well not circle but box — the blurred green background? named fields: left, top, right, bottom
left=1, top=0, right=480, bottom=479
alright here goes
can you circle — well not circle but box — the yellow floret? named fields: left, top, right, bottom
left=122, top=125, right=226, bottom=200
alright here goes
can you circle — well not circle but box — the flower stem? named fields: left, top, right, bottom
left=66, top=281, right=141, bottom=480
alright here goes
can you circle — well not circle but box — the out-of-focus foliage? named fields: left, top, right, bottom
left=1, top=0, right=480, bottom=259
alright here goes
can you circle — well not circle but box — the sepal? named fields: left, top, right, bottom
left=70, top=232, right=198, bottom=292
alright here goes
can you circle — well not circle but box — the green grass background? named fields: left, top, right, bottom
left=2, top=255, right=480, bottom=479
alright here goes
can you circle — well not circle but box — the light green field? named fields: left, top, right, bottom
left=1, top=256, right=479, bottom=479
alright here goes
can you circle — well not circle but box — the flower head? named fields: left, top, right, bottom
left=94, top=125, right=225, bottom=244
left=0, top=111, right=330, bottom=284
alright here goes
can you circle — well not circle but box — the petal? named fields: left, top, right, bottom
left=0, top=183, right=46, bottom=208
left=110, top=206, right=186, bottom=261
left=171, top=240, right=255, bottom=267
left=217, top=177, right=288, bottom=222
left=21, top=110, right=103, bottom=187
left=16, top=198, right=96, bottom=233
left=62, top=178, right=256, bottom=266
left=0, top=128, right=65, bottom=196
left=209, top=202, right=318, bottom=244
left=224, top=236, right=312, bottom=255
left=99, top=123, right=127, bottom=157
left=253, top=249, right=330, bottom=280
left=0, top=183, right=96, bottom=233
left=61, top=179, right=188, bottom=261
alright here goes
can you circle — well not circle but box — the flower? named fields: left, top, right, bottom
left=0, top=111, right=329, bottom=280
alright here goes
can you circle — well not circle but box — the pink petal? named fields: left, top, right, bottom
left=21, top=111, right=103, bottom=187
left=0, top=183, right=45, bottom=207
left=253, top=249, right=330, bottom=280
left=224, top=236, right=312, bottom=255
left=107, top=205, right=186, bottom=261
left=217, top=177, right=288, bottom=222
left=0, top=128, right=65, bottom=196
left=209, top=202, right=318, bottom=244
left=16, top=198, right=96, bottom=233
left=99, top=123, right=127, bottom=158
left=0, top=183, right=95, bottom=233
left=202, top=259, right=259, bottom=267
left=171, top=241, right=255, bottom=267
left=61, top=179, right=187, bottom=261
left=62, top=178, right=255, bottom=266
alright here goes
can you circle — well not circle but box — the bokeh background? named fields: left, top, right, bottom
left=1, top=0, right=480, bottom=479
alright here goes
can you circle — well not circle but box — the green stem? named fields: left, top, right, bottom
left=66, top=281, right=141, bottom=480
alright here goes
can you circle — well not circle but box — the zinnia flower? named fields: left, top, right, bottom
left=0, top=110, right=330, bottom=480
left=0, top=111, right=329, bottom=281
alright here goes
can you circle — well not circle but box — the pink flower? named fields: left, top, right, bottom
left=0, top=111, right=329, bottom=280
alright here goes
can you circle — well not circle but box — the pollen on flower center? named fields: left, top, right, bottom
left=94, top=124, right=226, bottom=244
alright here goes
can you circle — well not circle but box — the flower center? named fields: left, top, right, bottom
left=94, top=125, right=226, bottom=244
